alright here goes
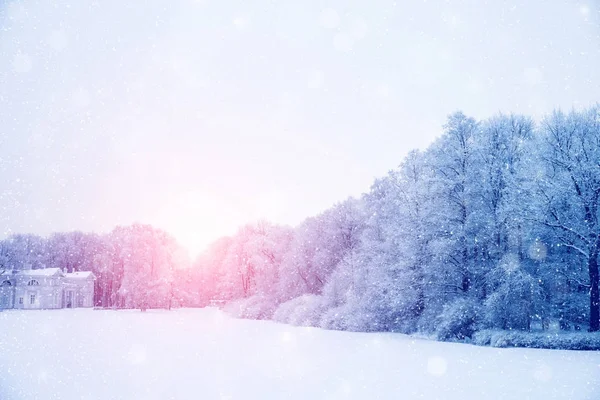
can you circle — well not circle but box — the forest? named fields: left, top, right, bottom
left=1, top=105, right=599, bottom=343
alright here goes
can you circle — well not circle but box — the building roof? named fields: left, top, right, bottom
left=0, top=268, right=95, bottom=279
left=65, top=271, right=95, bottom=279
left=0, top=268, right=64, bottom=277
left=21, top=268, right=64, bottom=277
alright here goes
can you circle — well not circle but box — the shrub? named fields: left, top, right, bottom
left=484, top=258, right=539, bottom=331
left=272, top=294, right=327, bottom=327
left=472, top=329, right=600, bottom=350
left=319, top=305, right=350, bottom=331
left=318, top=295, right=411, bottom=333
left=223, top=295, right=278, bottom=320
left=436, top=298, right=482, bottom=341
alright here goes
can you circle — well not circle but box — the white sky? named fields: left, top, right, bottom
left=1, top=0, right=599, bottom=255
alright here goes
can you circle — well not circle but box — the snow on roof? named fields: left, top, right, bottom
left=0, top=268, right=95, bottom=278
left=65, top=271, right=94, bottom=279
left=17, top=268, right=64, bottom=277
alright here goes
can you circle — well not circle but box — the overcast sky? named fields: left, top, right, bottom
left=0, top=0, right=599, bottom=254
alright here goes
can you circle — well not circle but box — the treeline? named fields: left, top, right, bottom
left=190, top=105, right=600, bottom=337
left=2, top=105, right=599, bottom=340
left=0, top=225, right=190, bottom=310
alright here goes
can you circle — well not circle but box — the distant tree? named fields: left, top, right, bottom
left=113, top=224, right=180, bottom=311
left=192, top=236, right=234, bottom=305
left=278, top=199, right=365, bottom=301
left=0, top=234, right=45, bottom=270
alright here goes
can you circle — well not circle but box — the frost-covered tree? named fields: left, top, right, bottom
left=278, top=199, right=365, bottom=301
left=535, top=106, right=600, bottom=331
left=216, top=222, right=292, bottom=301
left=476, top=114, right=534, bottom=262
left=112, top=224, right=179, bottom=311
left=43, top=231, right=105, bottom=273
left=192, top=236, right=234, bottom=305
left=0, top=234, right=46, bottom=270
left=427, top=112, right=480, bottom=295
left=484, top=254, right=539, bottom=330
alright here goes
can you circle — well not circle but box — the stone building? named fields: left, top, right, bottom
left=0, top=268, right=95, bottom=309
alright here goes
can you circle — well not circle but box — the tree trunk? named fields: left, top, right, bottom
left=461, top=247, right=470, bottom=292
left=589, top=251, right=599, bottom=331
left=461, top=274, right=470, bottom=292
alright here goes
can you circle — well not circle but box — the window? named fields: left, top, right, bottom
left=66, top=291, right=73, bottom=308
left=30, top=294, right=36, bottom=304
left=18, top=297, right=23, bottom=305
left=27, top=279, right=39, bottom=286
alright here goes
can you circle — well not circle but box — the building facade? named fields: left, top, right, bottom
left=0, top=268, right=95, bottom=310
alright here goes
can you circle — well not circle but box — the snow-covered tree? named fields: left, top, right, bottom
left=535, top=106, right=600, bottom=331
left=484, top=254, right=539, bottom=330
left=0, top=234, right=46, bottom=270
left=427, top=112, right=480, bottom=295
left=278, top=199, right=365, bottom=301
left=112, top=224, right=179, bottom=310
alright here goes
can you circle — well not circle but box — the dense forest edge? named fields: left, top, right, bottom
left=2, top=105, right=600, bottom=350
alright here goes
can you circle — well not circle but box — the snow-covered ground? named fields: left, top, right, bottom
left=0, top=308, right=599, bottom=400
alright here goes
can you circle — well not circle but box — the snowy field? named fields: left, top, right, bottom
left=0, top=308, right=599, bottom=400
